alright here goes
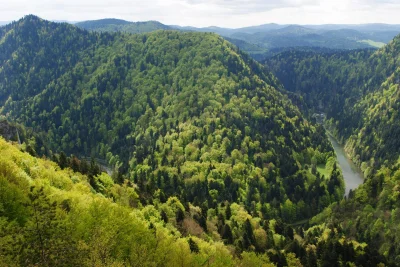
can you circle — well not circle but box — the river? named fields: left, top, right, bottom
left=327, top=133, right=364, bottom=196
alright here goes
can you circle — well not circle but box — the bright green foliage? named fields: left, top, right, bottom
left=0, top=14, right=396, bottom=266
left=0, top=15, right=342, bottom=229
left=0, top=137, right=261, bottom=266
left=266, top=32, right=400, bottom=265
left=0, top=16, right=354, bottom=266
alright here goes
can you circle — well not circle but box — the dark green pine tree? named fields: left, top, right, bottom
left=221, top=224, right=233, bottom=244
left=188, top=238, right=200, bottom=253
left=176, top=208, right=185, bottom=225
left=17, top=187, right=79, bottom=266
left=242, top=219, right=255, bottom=249
left=225, top=203, right=232, bottom=220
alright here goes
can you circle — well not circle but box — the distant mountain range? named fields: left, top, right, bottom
left=75, top=18, right=171, bottom=34
left=3, top=18, right=399, bottom=60
left=73, top=19, right=400, bottom=60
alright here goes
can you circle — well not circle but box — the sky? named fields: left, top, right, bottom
left=1, top=0, right=400, bottom=28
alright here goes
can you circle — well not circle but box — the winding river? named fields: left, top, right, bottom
left=327, top=133, right=364, bottom=196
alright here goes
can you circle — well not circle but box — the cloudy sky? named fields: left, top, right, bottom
left=1, top=0, right=400, bottom=28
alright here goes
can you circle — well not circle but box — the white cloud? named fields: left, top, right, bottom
left=181, top=0, right=319, bottom=14
left=0, top=0, right=400, bottom=27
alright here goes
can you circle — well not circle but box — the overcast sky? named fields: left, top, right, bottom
left=1, top=0, right=400, bottom=28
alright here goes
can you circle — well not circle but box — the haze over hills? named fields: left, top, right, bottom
left=73, top=18, right=400, bottom=60
left=2, top=13, right=400, bottom=266
left=172, top=22, right=400, bottom=36
left=75, top=18, right=172, bottom=33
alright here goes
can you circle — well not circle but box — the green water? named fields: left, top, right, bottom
left=327, top=133, right=364, bottom=196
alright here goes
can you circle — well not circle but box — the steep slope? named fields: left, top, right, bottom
left=0, top=16, right=392, bottom=266
left=0, top=15, right=97, bottom=102
left=0, top=15, right=344, bottom=235
left=0, top=137, right=251, bottom=266
left=265, top=34, right=400, bottom=166
left=346, top=67, right=400, bottom=170
left=1, top=135, right=385, bottom=266
left=265, top=33, right=400, bottom=264
left=264, top=48, right=375, bottom=116
left=75, top=18, right=172, bottom=33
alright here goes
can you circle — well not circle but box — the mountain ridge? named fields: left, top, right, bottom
left=0, top=14, right=395, bottom=266
left=75, top=18, right=172, bottom=33
left=264, top=30, right=400, bottom=264
left=0, top=15, right=342, bottom=223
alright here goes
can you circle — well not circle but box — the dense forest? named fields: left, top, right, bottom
left=0, top=136, right=386, bottom=266
left=0, top=15, right=399, bottom=266
left=265, top=34, right=400, bottom=168
left=266, top=32, right=400, bottom=265
left=75, top=19, right=172, bottom=34
left=0, top=15, right=344, bottom=223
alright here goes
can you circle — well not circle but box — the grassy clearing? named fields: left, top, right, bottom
left=317, top=164, right=330, bottom=179
left=358, top=39, right=386, bottom=48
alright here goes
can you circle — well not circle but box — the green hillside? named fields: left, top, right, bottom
left=0, top=136, right=263, bottom=266
left=265, top=32, right=400, bottom=265
left=0, top=14, right=344, bottom=220
left=1, top=15, right=397, bottom=266
left=265, top=34, right=400, bottom=166
left=75, top=18, right=172, bottom=33
left=0, top=15, right=376, bottom=266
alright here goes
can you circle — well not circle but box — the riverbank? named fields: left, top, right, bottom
left=326, top=132, right=364, bottom=197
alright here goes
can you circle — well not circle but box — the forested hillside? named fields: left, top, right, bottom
left=0, top=15, right=385, bottom=266
left=0, top=132, right=387, bottom=266
left=5, top=13, right=400, bottom=266
left=265, top=32, right=400, bottom=265
left=265, top=34, right=400, bottom=167
left=264, top=48, right=375, bottom=116
left=0, top=136, right=277, bottom=266
left=75, top=18, right=172, bottom=33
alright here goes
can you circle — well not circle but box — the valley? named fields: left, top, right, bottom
left=327, top=132, right=364, bottom=196
left=1, top=14, right=400, bottom=267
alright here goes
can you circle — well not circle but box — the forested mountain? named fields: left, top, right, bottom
left=265, top=34, right=400, bottom=167
left=223, top=37, right=268, bottom=55
left=265, top=33, right=400, bottom=264
left=3, top=14, right=400, bottom=266
left=229, top=28, right=375, bottom=50
left=0, top=16, right=386, bottom=266
left=76, top=18, right=172, bottom=33
left=264, top=48, right=376, bottom=116
left=0, top=15, right=370, bottom=266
